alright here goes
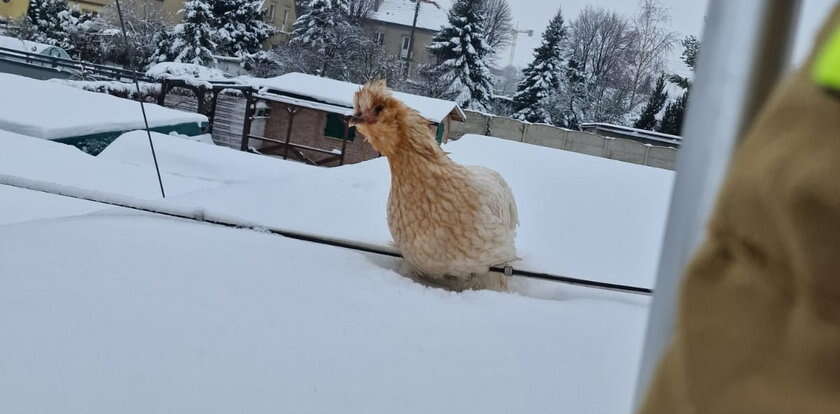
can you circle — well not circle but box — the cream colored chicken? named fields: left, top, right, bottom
left=350, top=80, right=518, bottom=291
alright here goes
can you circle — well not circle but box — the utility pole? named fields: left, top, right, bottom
left=405, top=0, right=440, bottom=79
left=508, top=23, right=534, bottom=68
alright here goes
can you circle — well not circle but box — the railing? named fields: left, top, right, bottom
left=0, top=46, right=152, bottom=82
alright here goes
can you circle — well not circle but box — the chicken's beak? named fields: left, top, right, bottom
left=348, top=116, right=361, bottom=127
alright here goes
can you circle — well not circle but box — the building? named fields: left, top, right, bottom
left=67, top=0, right=111, bottom=15
left=161, top=0, right=295, bottom=46
left=244, top=72, right=465, bottom=166
left=580, top=123, right=682, bottom=147
left=362, top=0, right=447, bottom=79
left=0, top=0, right=29, bottom=20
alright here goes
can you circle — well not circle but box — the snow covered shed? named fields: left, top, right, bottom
left=0, top=73, right=208, bottom=155
left=246, top=72, right=465, bottom=166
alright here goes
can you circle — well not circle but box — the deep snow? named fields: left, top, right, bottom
left=0, top=123, right=664, bottom=413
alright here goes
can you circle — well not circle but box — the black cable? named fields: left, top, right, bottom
left=113, top=0, right=166, bottom=199
left=0, top=177, right=652, bottom=296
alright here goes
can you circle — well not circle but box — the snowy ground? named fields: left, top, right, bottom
left=0, top=127, right=669, bottom=413
left=99, top=132, right=673, bottom=289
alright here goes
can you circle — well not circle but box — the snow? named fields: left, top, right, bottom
left=0, top=74, right=207, bottom=140
left=100, top=133, right=672, bottom=289
left=256, top=72, right=466, bottom=123
left=146, top=62, right=231, bottom=88
left=368, top=0, right=449, bottom=32
left=0, top=121, right=663, bottom=413
left=50, top=79, right=161, bottom=98
left=0, top=212, right=647, bottom=414
left=0, top=129, right=219, bottom=225
left=0, top=33, right=68, bottom=57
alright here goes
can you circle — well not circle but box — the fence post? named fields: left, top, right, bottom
left=239, top=93, right=254, bottom=152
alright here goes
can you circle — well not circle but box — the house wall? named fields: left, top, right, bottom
left=361, top=20, right=436, bottom=79
left=263, top=102, right=380, bottom=166
left=0, top=0, right=29, bottom=19
left=449, top=110, right=678, bottom=170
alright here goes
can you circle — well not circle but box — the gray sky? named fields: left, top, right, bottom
left=443, top=0, right=839, bottom=74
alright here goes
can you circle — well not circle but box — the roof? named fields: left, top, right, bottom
left=255, top=72, right=466, bottom=123
left=580, top=123, right=682, bottom=146
left=367, top=0, right=449, bottom=31
left=0, top=73, right=207, bottom=141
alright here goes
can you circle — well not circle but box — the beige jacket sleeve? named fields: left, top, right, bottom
left=639, top=5, right=840, bottom=414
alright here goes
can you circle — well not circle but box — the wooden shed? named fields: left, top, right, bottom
left=242, top=73, right=465, bottom=166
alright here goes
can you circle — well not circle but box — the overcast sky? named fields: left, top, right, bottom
left=443, top=0, right=839, bottom=74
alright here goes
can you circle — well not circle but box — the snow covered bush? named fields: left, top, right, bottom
left=426, top=0, right=495, bottom=111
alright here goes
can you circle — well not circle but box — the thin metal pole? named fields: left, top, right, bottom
left=633, top=0, right=802, bottom=408
left=114, top=0, right=166, bottom=199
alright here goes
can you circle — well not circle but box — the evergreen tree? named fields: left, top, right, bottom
left=658, top=90, right=687, bottom=135
left=290, top=0, right=352, bottom=74
left=171, top=0, right=217, bottom=65
left=211, top=0, right=274, bottom=59
left=18, top=0, right=76, bottom=52
left=511, top=9, right=566, bottom=123
left=150, top=28, right=176, bottom=64
left=633, top=73, right=667, bottom=130
left=427, top=0, right=495, bottom=111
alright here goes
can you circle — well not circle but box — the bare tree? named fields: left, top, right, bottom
left=478, top=0, right=513, bottom=55
left=99, top=0, right=170, bottom=69
left=625, top=0, right=676, bottom=111
left=346, top=0, right=377, bottom=21
left=565, top=6, right=635, bottom=123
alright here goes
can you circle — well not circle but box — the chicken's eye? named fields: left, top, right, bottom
left=374, top=105, right=384, bottom=114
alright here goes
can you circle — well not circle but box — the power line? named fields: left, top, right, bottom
left=113, top=0, right=166, bottom=198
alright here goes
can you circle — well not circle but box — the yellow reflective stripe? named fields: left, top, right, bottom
left=814, top=25, right=840, bottom=89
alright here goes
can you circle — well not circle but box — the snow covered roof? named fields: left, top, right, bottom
left=1, top=130, right=650, bottom=413
left=0, top=73, right=207, bottom=141
left=255, top=72, right=466, bottom=123
left=580, top=122, right=682, bottom=146
left=0, top=34, right=71, bottom=59
left=367, top=0, right=449, bottom=32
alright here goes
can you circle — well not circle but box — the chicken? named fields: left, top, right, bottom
left=350, top=80, right=518, bottom=291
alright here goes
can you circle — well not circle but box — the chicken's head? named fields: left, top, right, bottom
left=351, top=79, right=404, bottom=156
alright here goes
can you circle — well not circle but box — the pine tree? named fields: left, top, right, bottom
left=171, top=0, right=217, bottom=66
left=290, top=0, right=353, bottom=75
left=211, top=0, right=274, bottom=59
left=150, top=29, right=176, bottom=64
left=291, top=0, right=348, bottom=51
left=658, top=90, right=687, bottom=135
left=427, top=0, right=495, bottom=111
left=19, top=0, right=76, bottom=52
left=633, top=73, right=667, bottom=130
left=511, top=9, right=566, bottom=123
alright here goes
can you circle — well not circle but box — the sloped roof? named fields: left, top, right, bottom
left=367, top=0, right=448, bottom=32
left=255, top=72, right=465, bottom=123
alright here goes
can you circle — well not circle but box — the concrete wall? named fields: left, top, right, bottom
left=448, top=110, right=678, bottom=170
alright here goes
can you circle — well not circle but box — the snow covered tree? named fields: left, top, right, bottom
left=150, top=28, right=177, bottom=64
left=290, top=0, right=353, bottom=75
left=98, top=0, right=169, bottom=69
left=658, top=90, right=687, bottom=135
left=171, top=0, right=217, bottom=65
left=16, top=0, right=77, bottom=52
left=477, top=0, right=513, bottom=52
left=511, top=9, right=566, bottom=124
left=427, top=0, right=495, bottom=111
left=210, top=0, right=274, bottom=59
left=633, top=73, right=667, bottom=130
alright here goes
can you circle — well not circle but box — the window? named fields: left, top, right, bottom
left=400, top=36, right=410, bottom=58
left=282, top=9, right=290, bottom=31
left=434, top=122, right=445, bottom=144
left=324, top=113, right=355, bottom=141
left=374, top=32, right=384, bottom=46
left=266, top=4, right=276, bottom=21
